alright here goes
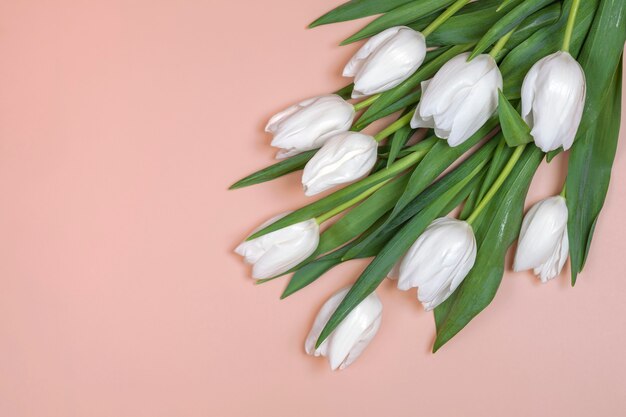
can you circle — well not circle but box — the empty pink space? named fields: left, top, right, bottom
left=0, top=1, right=624, bottom=416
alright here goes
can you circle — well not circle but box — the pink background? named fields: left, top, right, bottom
left=0, top=1, right=625, bottom=416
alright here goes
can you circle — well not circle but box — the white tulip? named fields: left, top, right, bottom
left=235, top=213, right=319, bottom=280
left=343, top=26, right=426, bottom=98
left=305, top=286, right=382, bottom=371
left=521, top=51, right=586, bottom=152
left=514, top=196, right=569, bottom=283
left=266, top=94, right=355, bottom=159
left=398, top=217, right=477, bottom=311
left=411, top=52, right=503, bottom=147
left=302, top=131, right=378, bottom=196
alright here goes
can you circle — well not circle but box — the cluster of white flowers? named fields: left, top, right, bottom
left=236, top=24, right=586, bottom=370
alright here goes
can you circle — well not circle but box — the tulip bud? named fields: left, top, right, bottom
left=514, top=196, right=569, bottom=283
left=521, top=51, right=586, bottom=152
left=302, top=131, right=378, bottom=196
left=305, top=286, right=382, bottom=371
left=411, top=53, right=502, bottom=147
left=266, top=95, right=355, bottom=159
left=398, top=217, right=477, bottom=310
left=343, top=26, right=426, bottom=98
left=235, top=214, right=319, bottom=280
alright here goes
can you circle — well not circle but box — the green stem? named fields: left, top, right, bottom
left=422, top=0, right=471, bottom=37
left=466, top=144, right=526, bottom=226
left=315, top=179, right=391, bottom=224
left=353, top=94, right=380, bottom=111
left=562, top=0, right=581, bottom=53
left=374, top=112, right=414, bottom=142
left=489, top=27, right=516, bottom=59
left=560, top=183, right=567, bottom=198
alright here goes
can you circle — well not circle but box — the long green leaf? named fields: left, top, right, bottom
left=507, top=3, right=561, bottom=49
left=498, top=91, right=533, bottom=147
left=470, top=0, right=556, bottom=59
left=433, top=146, right=544, bottom=352
left=229, top=150, right=316, bottom=190
left=309, top=0, right=414, bottom=28
left=567, top=0, right=625, bottom=285
left=316, top=174, right=410, bottom=255
left=412, top=0, right=520, bottom=46
left=391, top=118, right=499, bottom=218
left=341, top=0, right=455, bottom=45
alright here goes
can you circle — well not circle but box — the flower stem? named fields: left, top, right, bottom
left=374, top=112, right=414, bottom=142
left=489, top=27, right=516, bottom=59
left=315, top=179, right=391, bottom=224
left=353, top=94, right=380, bottom=111
left=466, top=144, right=526, bottom=226
left=422, top=0, right=471, bottom=38
left=562, top=0, right=581, bottom=53
left=560, top=183, right=567, bottom=198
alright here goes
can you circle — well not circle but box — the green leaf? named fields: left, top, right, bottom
left=433, top=146, right=543, bottom=352
left=229, top=149, right=316, bottom=190
left=500, top=0, right=600, bottom=98
left=567, top=0, right=625, bottom=285
left=353, top=90, right=422, bottom=131
left=470, top=0, right=557, bottom=59
left=498, top=90, right=533, bottom=147
left=391, top=118, right=499, bottom=218
left=574, top=0, right=626, bottom=136
left=281, top=255, right=343, bottom=298
left=412, top=0, right=521, bottom=46
left=507, top=3, right=561, bottom=49
left=357, top=44, right=471, bottom=129
left=315, top=151, right=490, bottom=348
left=316, top=174, right=410, bottom=255
left=247, top=138, right=436, bottom=240
left=309, top=0, right=414, bottom=28
left=333, top=83, right=354, bottom=100
left=567, top=63, right=624, bottom=284
left=475, top=136, right=514, bottom=204
left=341, top=0, right=455, bottom=45
left=386, top=117, right=415, bottom=168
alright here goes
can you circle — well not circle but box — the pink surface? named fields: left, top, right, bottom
left=0, top=1, right=625, bottom=416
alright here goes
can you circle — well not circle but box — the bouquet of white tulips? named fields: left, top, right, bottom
left=232, top=0, right=625, bottom=370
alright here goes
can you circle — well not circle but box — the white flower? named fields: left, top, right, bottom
left=514, top=196, right=569, bottom=283
left=411, top=52, right=502, bottom=147
left=343, top=26, right=426, bottom=98
left=266, top=94, right=355, bottom=159
left=235, top=214, right=319, bottom=279
left=305, top=286, right=382, bottom=371
left=398, top=217, right=477, bottom=310
left=302, top=131, right=378, bottom=196
left=521, top=51, right=586, bottom=152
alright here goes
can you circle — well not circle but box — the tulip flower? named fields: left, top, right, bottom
left=305, top=286, right=382, bottom=371
left=302, top=131, right=378, bottom=196
left=235, top=214, right=319, bottom=279
left=265, top=94, right=355, bottom=159
left=521, top=51, right=586, bottom=152
left=514, top=196, right=569, bottom=283
left=398, top=217, right=477, bottom=310
left=411, top=52, right=502, bottom=147
left=343, top=26, right=426, bottom=98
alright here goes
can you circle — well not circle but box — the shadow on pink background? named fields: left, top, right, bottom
left=0, top=1, right=625, bottom=416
